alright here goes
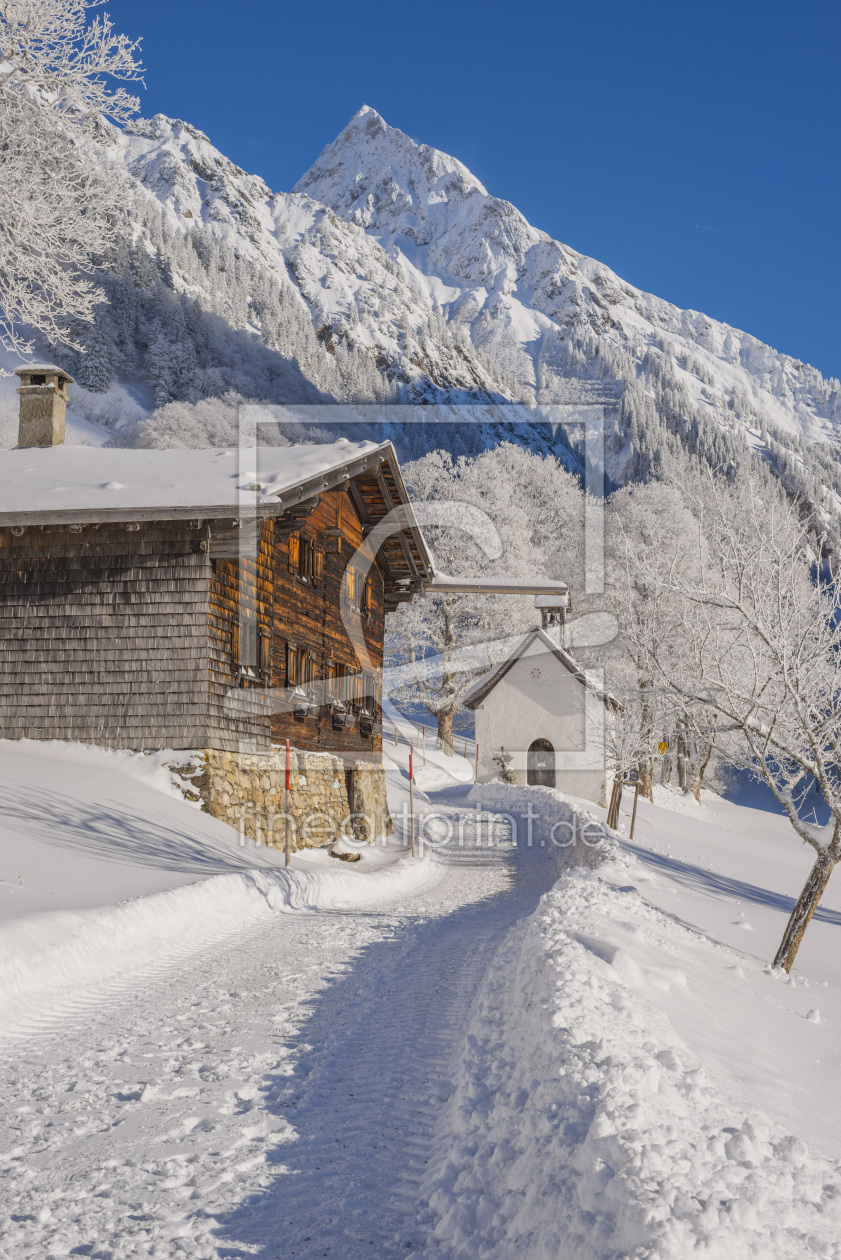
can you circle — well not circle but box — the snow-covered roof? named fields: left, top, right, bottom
left=462, top=626, right=619, bottom=711
left=427, top=574, right=569, bottom=596
left=533, top=593, right=569, bottom=608
left=13, top=364, right=69, bottom=376
left=0, top=440, right=399, bottom=525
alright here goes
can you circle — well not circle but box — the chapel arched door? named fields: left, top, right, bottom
left=527, top=739, right=555, bottom=787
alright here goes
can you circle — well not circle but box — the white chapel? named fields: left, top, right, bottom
left=463, top=596, right=616, bottom=806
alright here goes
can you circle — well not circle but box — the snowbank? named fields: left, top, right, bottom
left=418, top=785, right=841, bottom=1259
left=0, top=846, right=439, bottom=1041
left=0, top=740, right=441, bottom=1042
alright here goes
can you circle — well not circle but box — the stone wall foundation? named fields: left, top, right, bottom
left=174, top=745, right=391, bottom=850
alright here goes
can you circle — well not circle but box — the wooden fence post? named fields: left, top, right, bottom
left=629, top=781, right=640, bottom=840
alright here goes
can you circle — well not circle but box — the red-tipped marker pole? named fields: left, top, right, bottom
left=409, top=740, right=415, bottom=858
left=284, top=738, right=291, bottom=867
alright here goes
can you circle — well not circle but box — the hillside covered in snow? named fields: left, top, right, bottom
left=3, top=105, right=840, bottom=508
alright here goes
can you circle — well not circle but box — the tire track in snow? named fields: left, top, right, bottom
left=216, top=814, right=567, bottom=1258
left=0, top=807, right=565, bottom=1258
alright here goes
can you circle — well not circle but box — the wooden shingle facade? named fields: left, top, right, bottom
left=0, top=442, right=432, bottom=764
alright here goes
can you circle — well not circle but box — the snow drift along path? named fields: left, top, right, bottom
left=0, top=739, right=441, bottom=1042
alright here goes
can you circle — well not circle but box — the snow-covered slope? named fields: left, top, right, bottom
left=120, top=114, right=501, bottom=399
left=5, top=105, right=839, bottom=501
left=297, top=108, right=838, bottom=431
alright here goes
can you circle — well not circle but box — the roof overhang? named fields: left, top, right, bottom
left=423, top=576, right=569, bottom=596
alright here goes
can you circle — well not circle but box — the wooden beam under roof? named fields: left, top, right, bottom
left=375, top=466, right=421, bottom=579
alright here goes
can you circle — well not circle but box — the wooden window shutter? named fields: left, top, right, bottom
left=314, top=545, right=324, bottom=583
left=345, top=565, right=356, bottom=602
left=286, top=641, right=297, bottom=686
left=258, top=625, right=271, bottom=681
left=288, top=532, right=300, bottom=574
left=231, top=620, right=241, bottom=670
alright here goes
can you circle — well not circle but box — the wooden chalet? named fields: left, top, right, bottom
left=0, top=368, right=569, bottom=848
left=0, top=439, right=431, bottom=763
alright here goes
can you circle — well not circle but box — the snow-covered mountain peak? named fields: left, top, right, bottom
left=19, top=103, right=838, bottom=515
left=295, top=107, right=841, bottom=465
left=295, top=107, right=491, bottom=244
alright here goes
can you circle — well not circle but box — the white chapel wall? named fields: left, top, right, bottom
left=472, top=638, right=610, bottom=806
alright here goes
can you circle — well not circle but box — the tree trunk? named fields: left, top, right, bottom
left=606, top=776, right=622, bottom=830
left=637, top=760, right=652, bottom=802
left=676, top=725, right=687, bottom=791
left=774, top=853, right=836, bottom=972
left=691, top=739, right=714, bottom=803
left=660, top=737, right=672, bottom=786
left=638, top=681, right=654, bottom=802
left=437, top=706, right=454, bottom=756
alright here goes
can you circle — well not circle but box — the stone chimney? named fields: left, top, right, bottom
left=14, top=364, right=74, bottom=448
left=534, top=592, right=570, bottom=649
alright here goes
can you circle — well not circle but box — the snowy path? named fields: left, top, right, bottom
left=0, top=807, right=562, bottom=1259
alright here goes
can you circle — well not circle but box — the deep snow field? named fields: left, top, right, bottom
left=0, top=737, right=839, bottom=1258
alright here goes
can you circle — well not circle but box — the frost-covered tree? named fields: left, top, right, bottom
left=625, top=471, right=841, bottom=972
left=0, top=0, right=143, bottom=357
left=74, top=305, right=112, bottom=390
left=387, top=444, right=586, bottom=752
left=0, top=0, right=142, bottom=123
left=605, top=479, right=711, bottom=798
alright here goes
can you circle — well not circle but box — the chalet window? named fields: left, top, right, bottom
left=362, top=672, right=377, bottom=712
left=300, top=539, right=313, bottom=582
left=288, top=532, right=300, bottom=574
left=295, top=537, right=323, bottom=585
left=286, top=641, right=298, bottom=686
left=231, top=609, right=259, bottom=676
left=294, top=648, right=316, bottom=690
left=345, top=565, right=356, bottom=603
left=347, top=667, right=363, bottom=710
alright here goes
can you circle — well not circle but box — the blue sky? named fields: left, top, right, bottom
left=119, top=0, right=840, bottom=379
